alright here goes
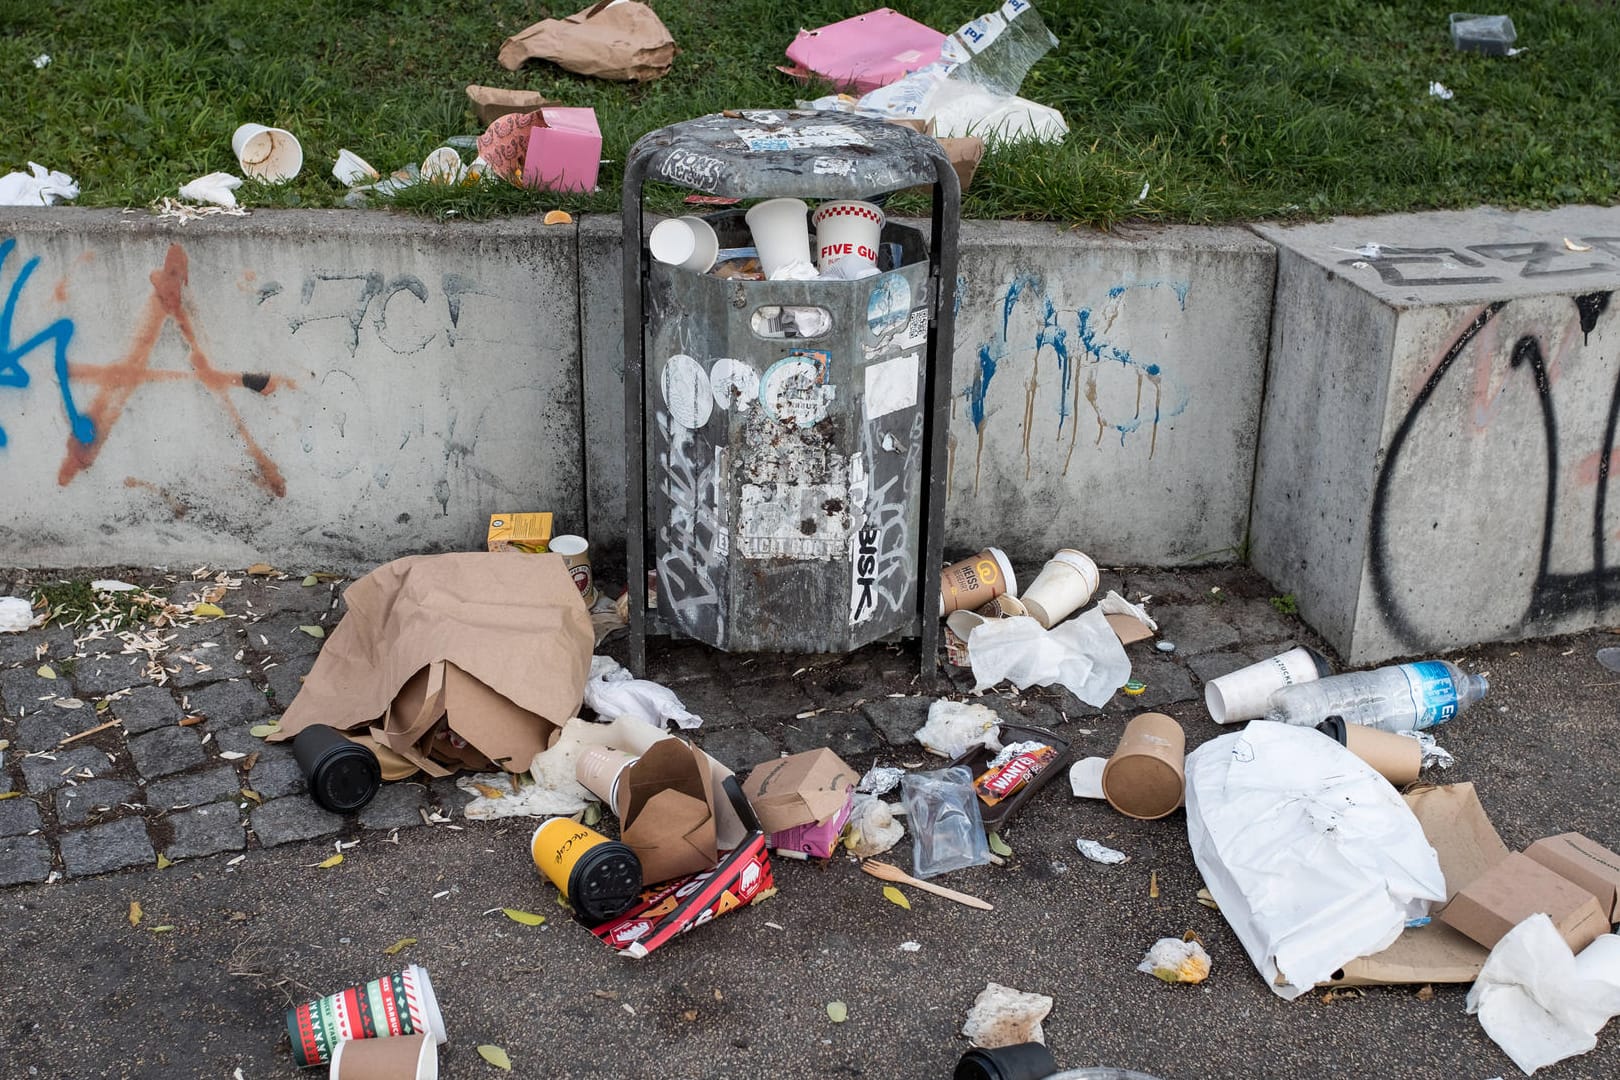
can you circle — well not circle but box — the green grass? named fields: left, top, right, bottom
left=2, top=1, right=1618, bottom=225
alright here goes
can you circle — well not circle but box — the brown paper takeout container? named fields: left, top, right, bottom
left=1101, top=712, right=1185, bottom=820
left=741, top=748, right=858, bottom=834
left=1524, top=832, right=1620, bottom=923
left=1439, top=851, right=1608, bottom=954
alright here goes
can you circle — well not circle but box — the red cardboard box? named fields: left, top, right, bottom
left=590, top=836, right=773, bottom=958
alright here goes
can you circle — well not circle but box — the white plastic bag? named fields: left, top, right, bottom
left=583, top=656, right=701, bottom=730
left=1184, top=721, right=1446, bottom=999
left=967, top=608, right=1130, bottom=707
left=0, top=162, right=78, bottom=206
left=0, top=596, right=39, bottom=633
left=914, top=699, right=1001, bottom=758
left=178, top=171, right=243, bottom=208
left=1467, top=918, right=1620, bottom=1075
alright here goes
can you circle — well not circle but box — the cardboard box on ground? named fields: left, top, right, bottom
left=742, top=748, right=859, bottom=859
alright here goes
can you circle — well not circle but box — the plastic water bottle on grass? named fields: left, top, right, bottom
left=1263, top=660, right=1488, bottom=732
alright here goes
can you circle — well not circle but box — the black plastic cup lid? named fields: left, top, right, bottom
left=955, top=1043, right=1059, bottom=1080
left=569, top=840, right=643, bottom=925
left=1316, top=716, right=1349, bottom=744
left=292, top=724, right=381, bottom=814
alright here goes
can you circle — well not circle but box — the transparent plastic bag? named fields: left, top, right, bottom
left=948, top=0, right=1059, bottom=97
left=901, top=766, right=990, bottom=878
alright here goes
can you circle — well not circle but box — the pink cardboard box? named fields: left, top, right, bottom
left=523, top=107, right=601, bottom=193
left=782, top=8, right=946, bottom=94
left=769, top=791, right=855, bottom=859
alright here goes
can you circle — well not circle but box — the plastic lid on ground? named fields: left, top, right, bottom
left=626, top=110, right=952, bottom=200
left=1044, top=1071, right=1164, bottom=1079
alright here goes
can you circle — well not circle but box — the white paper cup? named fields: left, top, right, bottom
left=576, top=747, right=638, bottom=810
left=330, top=1033, right=437, bottom=1080
left=549, top=534, right=598, bottom=606
left=1205, top=646, right=1331, bottom=724
left=1020, top=549, right=1100, bottom=628
left=332, top=149, right=379, bottom=187
left=811, top=199, right=884, bottom=272
left=649, top=216, right=720, bottom=273
left=421, top=147, right=464, bottom=184
left=232, top=123, right=303, bottom=182
left=745, top=198, right=812, bottom=278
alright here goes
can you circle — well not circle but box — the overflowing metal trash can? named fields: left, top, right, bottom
left=622, top=111, right=960, bottom=675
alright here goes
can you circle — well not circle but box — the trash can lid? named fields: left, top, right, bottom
left=627, top=110, right=951, bottom=200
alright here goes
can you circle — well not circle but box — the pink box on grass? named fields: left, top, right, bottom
left=522, top=107, right=601, bottom=193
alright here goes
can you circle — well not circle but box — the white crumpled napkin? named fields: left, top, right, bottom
left=966, top=608, right=1130, bottom=706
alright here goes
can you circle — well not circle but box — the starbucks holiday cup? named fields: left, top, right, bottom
left=286, top=964, right=446, bottom=1068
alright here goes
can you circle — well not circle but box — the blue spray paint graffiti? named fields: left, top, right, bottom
left=0, top=238, right=94, bottom=449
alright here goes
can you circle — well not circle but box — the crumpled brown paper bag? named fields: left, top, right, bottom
left=498, top=0, right=676, bottom=81
left=269, top=553, right=593, bottom=776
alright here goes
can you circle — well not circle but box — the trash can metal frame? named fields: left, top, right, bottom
left=622, top=111, right=960, bottom=680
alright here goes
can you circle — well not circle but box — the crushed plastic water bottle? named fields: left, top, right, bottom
left=1263, top=660, right=1488, bottom=732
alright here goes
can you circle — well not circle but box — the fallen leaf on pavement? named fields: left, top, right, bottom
left=827, top=1001, right=848, bottom=1023
left=383, top=937, right=416, bottom=955
left=987, top=832, right=1013, bottom=857
left=1416, top=984, right=1435, bottom=1001
left=248, top=724, right=278, bottom=738
left=149, top=925, right=176, bottom=933
left=156, top=853, right=173, bottom=869
left=240, top=788, right=263, bottom=805
left=246, top=563, right=275, bottom=576
left=0, top=792, right=18, bottom=801
left=477, top=1044, right=513, bottom=1071
left=51, top=698, right=85, bottom=710
left=37, top=664, right=55, bottom=679
left=882, top=886, right=910, bottom=910
left=297, top=625, right=325, bottom=638
left=128, top=901, right=143, bottom=927
left=503, top=909, right=546, bottom=926
left=472, top=782, right=506, bottom=800
left=318, top=854, right=344, bottom=869
left=193, top=603, right=226, bottom=618
left=302, top=575, right=319, bottom=587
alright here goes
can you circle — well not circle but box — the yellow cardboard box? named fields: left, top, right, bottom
left=486, top=512, right=554, bottom=553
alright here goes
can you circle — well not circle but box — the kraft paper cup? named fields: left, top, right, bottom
left=1316, top=717, right=1422, bottom=786
left=1101, top=712, right=1185, bottom=820
left=548, top=534, right=599, bottom=606
left=1020, top=549, right=1099, bottom=628
left=1205, top=646, right=1331, bottom=725
left=332, top=149, right=379, bottom=187
left=940, top=547, right=1017, bottom=615
left=649, top=216, right=720, bottom=273
left=811, top=199, right=884, bottom=272
left=745, top=198, right=812, bottom=278
left=232, top=123, right=303, bottom=182
left=575, top=747, right=638, bottom=809
left=286, top=964, right=446, bottom=1068
left=975, top=593, right=1027, bottom=619
left=330, top=1033, right=437, bottom=1080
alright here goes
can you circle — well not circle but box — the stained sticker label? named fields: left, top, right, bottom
left=864, top=353, right=920, bottom=421
left=661, top=353, right=713, bottom=430
left=734, top=125, right=870, bottom=152
left=761, top=356, right=834, bottom=428
left=709, top=358, right=759, bottom=413
left=867, top=274, right=912, bottom=337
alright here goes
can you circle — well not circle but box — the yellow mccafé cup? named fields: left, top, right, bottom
left=531, top=818, right=644, bottom=924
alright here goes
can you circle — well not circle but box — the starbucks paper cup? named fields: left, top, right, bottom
left=286, top=964, right=446, bottom=1068
left=232, top=123, right=303, bottom=182
left=549, top=535, right=598, bottom=606
left=1101, top=712, right=1185, bottom=820
left=811, top=199, right=884, bottom=272
left=1020, top=549, right=1099, bottom=628
left=649, top=216, right=720, bottom=273
left=1205, top=646, right=1331, bottom=724
left=940, top=547, right=1017, bottom=615
left=330, top=1034, right=437, bottom=1080
left=744, top=198, right=812, bottom=278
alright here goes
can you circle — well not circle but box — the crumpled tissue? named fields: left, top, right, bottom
left=914, top=699, right=1001, bottom=758
left=0, top=596, right=40, bottom=633
left=1467, top=916, right=1620, bottom=1075
left=966, top=608, right=1130, bottom=707
left=583, top=655, right=700, bottom=730
left=0, top=163, right=78, bottom=206
left=843, top=793, right=905, bottom=857
left=178, top=172, right=243, bottom=209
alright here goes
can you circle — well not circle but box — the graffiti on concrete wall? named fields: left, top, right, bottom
left=1369, top=290, right=1618, bottom=646
left=954, top=273, right=1192, bottom=493
left=0, top=237, right=92, bottom=451
left=1340, top=239, right=1620, bottom=289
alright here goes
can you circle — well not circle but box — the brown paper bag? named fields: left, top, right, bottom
left=466, top=85, right=552, bottom=127
left=269, top=553, right=593, bottom=775
left=498, top=1, right=676, bottom=82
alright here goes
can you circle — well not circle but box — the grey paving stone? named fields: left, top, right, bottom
left=251, top=618, right=330, bottom=659
left=191, top=679, right=272, bottom=726
left=1, top=666, right=65, bottom=712
left=1225, top=598, right=1303, bottom=645
left=209, top=723, right=263, bottom=759
left=251, top=796, right=343, bottom=847
left=670, top=681, right=746, bottom=729
left=110, top=684, right=183, bottom=734
left=357, top=784, right=428, bottom=831
left=1122, top=570, right=1194, bottom=602
left=860, top=695, right=932, bottom=746
left=165, top=804, right=247, bottom=860
left=1121, top=657, right=1199, bottom=711
left=60, top=818, right=154, bottom=877
left=782, top=711, right=882, bottom=758
left=246, top=746, right=306, bottom=799
left=428, top=776, right=474, bottom=816
left=145, top=765, right=242, bottom=810
left=0, top=624, right=74, bottom=665
left=0, top=771, right=11, bottom=795
left=1151, top=604, right=1242, bottom=657
left=56, top=779, right=141, bottom=826
left=0, top=834, right=52, bottom=886
left=976, top=693, right=1064, bottom=732
left=14, top=710, right=79, bottom=752
left=128, top=725, right=208, bottom=779
left=245, top=579, right=341, bottom=617
left=264, top=655, right=315, bottom=711
left=165, top=621, right=247, bottom=653
left=692, top=725, right=780, bottom=774
left=22, top=745, right=115, bottom=792
left=1187, top=651, right=1256, bottom=685
left=0, top=796, right=42, bottom=837
left=800, top=659, right=880, bottom=711
left=73, top=652, right=149, bottom=696
left=169, top=644, right=249, bottom=688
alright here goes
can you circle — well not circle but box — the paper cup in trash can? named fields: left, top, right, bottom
left=811, top=199, right=884, bottom=272
left=1101, top=713, right=1185, bottom=820
left=649, top=216, right=720, bottom=273
left=575, top=747, right=639, bottom=809
left=1205, top=646, right=1331, bottom=725
left=286, top=964, right=446, bottom=1069
left=292, top=724, right=382, bottom=814
left=954, top=1042, right=1059, bottom=1080
left=1020, top=549, right=1099, bottom=628
left=531, top=817, right=644, bottom=924
left=745, top=198, right=812, bottom=278
left=329, top=1033, right=436, bottom=1080
left=940, top=547, right=1016, bottom=615
left=232, top=123, right=303, bottom=182
left=1316, top=717, right=1422, bottom=787
left=548, top=534, right=599, bottom=606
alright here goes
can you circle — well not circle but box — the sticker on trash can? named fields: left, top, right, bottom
left=709, top=359, right=759, bottom=413
left=760, top=356, right=834, bottom=428
left=813, top=156, right=855, bottom=177
left=864, top=353, right=919, bottom=421
left=867, top=273, right=912, bottom=338
left=899, top=308, right=929, bottom=348
left=738, top=481, right=848, bottom=560
left=661, top=353, right=714, bottom=430
left=734, top=125, right=870, bottom=152
left=657, top=149, right=728, bottom=192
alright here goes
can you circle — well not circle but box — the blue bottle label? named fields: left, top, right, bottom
left=1406, top=661, right=1459, bottom=728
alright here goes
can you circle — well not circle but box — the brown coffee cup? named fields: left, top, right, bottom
left=575, top=747, right=639, bottom=811
left=1101, top=712, right=1185, bottom=820
left=1316, top=717, right=1421, bottom=786
left=940, top=547, right=1016, bottom=615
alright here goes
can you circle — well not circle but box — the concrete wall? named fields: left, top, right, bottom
left=1253, top=206, right=1620, bottom=662
left=0, top=210, right=583, bottom=571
